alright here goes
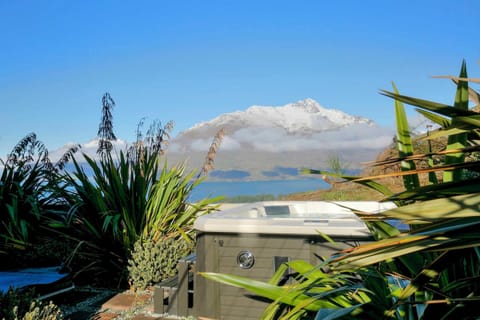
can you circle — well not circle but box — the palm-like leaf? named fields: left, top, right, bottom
left=144, top=161, right=220, bottom=242
left=392, top=82, right=420, bottom=192
left=201, top=260, right=372, bottom=319
left=379, top=91, right=477, bottom=118
left=443, top=61, right=469, bottom=182
left=329, top=193, right=480, bottom=317
left=207, top=61, right=480, bottom=319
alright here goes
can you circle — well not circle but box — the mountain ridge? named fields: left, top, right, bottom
left=50, top=98, right=394, bottom=181
left=185, top=98, right=374, bottom=135
left=167, top=98, right=393, bottom=180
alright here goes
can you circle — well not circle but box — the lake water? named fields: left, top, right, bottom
left=189, top=178, right=329, bottom=201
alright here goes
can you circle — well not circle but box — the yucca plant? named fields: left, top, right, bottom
left=201, top=260, right=388, bottom=320
left=316, top=60, right=480, bottom=318
left=329, top=63, right=480, bottom=318
left=58, top=148, right=219, bottom=287
left=202, top=61, right=480, bottom=319
left=143, top=162, right=219, bottom=242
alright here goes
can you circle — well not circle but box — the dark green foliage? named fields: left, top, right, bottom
left=1, top=93, right=221, bottom=293
left=58, top=151, right=161, bottom=287
left=127, top=235, right=194, bottom=291
left=57, top=126, right=219, bottom=288
left=0, top=159, right=43, bottom=249
left=0, top=287, right=36, bottom=320
left=4, top=237, right=73, bottom=270
left=0, top=133, right=66, bottom=269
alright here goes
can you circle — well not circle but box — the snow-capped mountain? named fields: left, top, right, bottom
left=49, top=98, right=394, bottom=181
left=48, top=138, right=129, bottom=163
left=186, top=98, right=374, bottom=135
left=167, top=98, right=394, bottom=180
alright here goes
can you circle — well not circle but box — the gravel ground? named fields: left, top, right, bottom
left=50, top=286, right=119, bottom=319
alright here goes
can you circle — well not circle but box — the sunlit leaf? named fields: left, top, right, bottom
left=444, top=61, right=469, bottom=182
left=392, top=82, right=420, bottom=191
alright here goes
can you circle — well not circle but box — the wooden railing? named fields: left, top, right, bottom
left=153, top=253, right=196, bottom=316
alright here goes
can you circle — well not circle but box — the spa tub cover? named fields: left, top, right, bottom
left=194, top=201, right=397, bottom=237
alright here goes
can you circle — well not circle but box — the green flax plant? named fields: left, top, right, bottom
left=0, top=133, right=71, bottom=268
left=327, top=61, right=480, bottom=319
left=58, top=116, right=221, bottom=287
left=317, top=61, right=480, bottom=318
left=202, top=61, right=480, bottom=319
left=202, top=260, right=388, bottom=320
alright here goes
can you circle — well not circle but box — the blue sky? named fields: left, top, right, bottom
left=1, top=0, right=479, bottom=158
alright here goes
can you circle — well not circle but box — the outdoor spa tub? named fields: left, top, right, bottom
left=193, top=200, right=397, bottom=320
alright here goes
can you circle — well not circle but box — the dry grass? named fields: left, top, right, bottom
left=282, top=179, right=398, bottom=201
left=200, top=128, right=225, bottom=177
left=283, top=139, right=439, bottom=202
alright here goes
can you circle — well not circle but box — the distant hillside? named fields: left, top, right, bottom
left=168, top=98, right=394, bottom=180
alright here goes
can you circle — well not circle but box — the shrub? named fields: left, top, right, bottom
left=49, top=95, right=222, bottom=288
left=0, top=134, right=50, bottom=258
left=17, top=301, right=63, bottom=320
left=0, top=287, right=63, bottom=320
left=59, top=152, right=218, bottom=288
left=0, top=287, right=35, bottom=320
left=127, top=235, right=194, bottom=291
left=0, top=133, right=76, bottom=270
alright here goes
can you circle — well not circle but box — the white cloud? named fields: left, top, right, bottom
left=225, top=124, right=394, bottom=152
left=220, top=136, right=242, bottom=150
left=46, top=125, right=394, bottom=163
left=190, top=138, right=213, bottom=152
left=175, top=135, right=243, bottom=152
left=48, top=139, right=129, bottom=162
